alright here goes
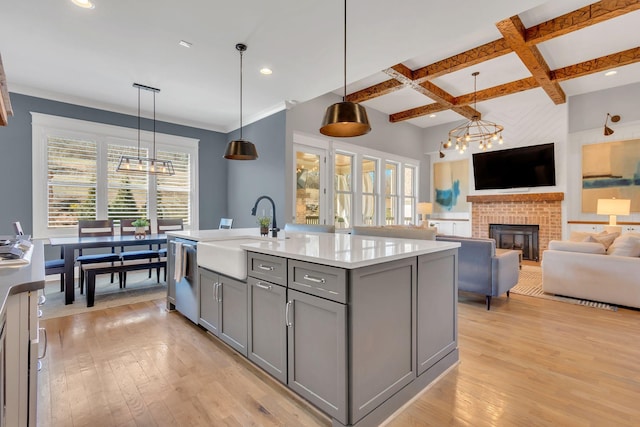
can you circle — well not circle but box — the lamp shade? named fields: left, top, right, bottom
left=320, top=101, right=371, bottom=137
left=224, top=139, right=258, bottom=160
left=417, top=202, right=433, bottom=216
left=596, top=198, right=630, bottom=216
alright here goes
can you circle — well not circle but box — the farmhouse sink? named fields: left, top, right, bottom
left=197, top=238, right=266, bottom=280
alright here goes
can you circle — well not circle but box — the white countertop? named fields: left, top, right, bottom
left=167, top=228, right=265, bottom=241
left=240, top=231, right=460, bottom=269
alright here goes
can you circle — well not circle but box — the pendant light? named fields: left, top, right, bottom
left=116, top=83, right=175, bottom=175
left=319, top=0, right=371, bottom=138
left=224, top=43, right=258, bottom=160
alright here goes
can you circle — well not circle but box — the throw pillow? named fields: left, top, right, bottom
left=548, top=240, right=606, bottom=254
left=569, top=231, right=597, bottom=242
left=587, top=232, right=620, bottom=250
left=607, top=234, right=640, bottom=257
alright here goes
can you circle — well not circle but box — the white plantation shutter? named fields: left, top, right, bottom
left=156, top=150, right=190, bottom=226
left=32, top=114, right=199, bottom=237
left=47, top=137, right=97, bottom=228
left=107, top=144, right=149, bottom=220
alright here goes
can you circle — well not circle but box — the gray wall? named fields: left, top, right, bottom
left=0, top=93, right=228, bottom=236
left=285, top=92, right=426, bottom=218
left=226, top=110, right=286, bottom=228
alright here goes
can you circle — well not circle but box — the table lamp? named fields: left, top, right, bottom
left=596, top=198, right=630, bottom=234
left=417, top=202, right=433, bottom=227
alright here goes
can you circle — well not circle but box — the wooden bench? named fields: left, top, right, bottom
left=81, top=258, right=167, bottom=307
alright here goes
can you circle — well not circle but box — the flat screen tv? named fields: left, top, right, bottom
left=472, top=143, right=556, bottom=190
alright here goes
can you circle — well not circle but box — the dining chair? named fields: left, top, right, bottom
left=76, top=219, right=121, bottom=294
left=156, top=218, right=183, bottom=280
left=219, top=218, right=233, bottom=229
left=119, top=219, right=161, bottom=286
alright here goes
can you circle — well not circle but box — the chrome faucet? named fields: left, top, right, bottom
left=251, top=195, right=279, bottom=238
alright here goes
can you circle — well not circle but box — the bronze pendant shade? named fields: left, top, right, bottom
left=224, top=43, right=258, bottom=160
left=320, top=101, right=370, bottom=137
left=319, top=0, right=370, bottom=138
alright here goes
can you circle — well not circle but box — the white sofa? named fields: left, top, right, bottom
left=542, top=233, right=640, bottom=308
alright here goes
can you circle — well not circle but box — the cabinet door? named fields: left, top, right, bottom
left=218, top=275, right=248, bottom=356
left=416, top=250, right=457, bottom=375
left=198, top=268, right=220, bottom=335
left=247, top=278, right=287, bottom=383
left=287, top=289, right=347, bottom=425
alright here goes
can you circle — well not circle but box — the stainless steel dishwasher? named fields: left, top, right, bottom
left=173, top=238, right=199, bottom=324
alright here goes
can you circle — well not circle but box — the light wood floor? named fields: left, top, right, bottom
left=38, top=292, right=640, bottom=427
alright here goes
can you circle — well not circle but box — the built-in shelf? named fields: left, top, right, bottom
left=568, top=220, right=640, bottom=225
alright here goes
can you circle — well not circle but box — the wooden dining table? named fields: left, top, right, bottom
left=49, top=234, right=167, bottom=305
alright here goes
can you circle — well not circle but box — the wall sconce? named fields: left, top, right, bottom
left=439, top=142, right=445, bottom=158
left=603, top=113, right=620, bottom=136
left=417, top=202, right=433, bottom=227
left=597, top=198, right=630, bottom=233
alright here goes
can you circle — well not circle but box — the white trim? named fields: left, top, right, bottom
left=31, top=112, right=199, bottom=238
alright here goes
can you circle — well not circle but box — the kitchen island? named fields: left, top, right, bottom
left=168, top=230, right=460, bottom=427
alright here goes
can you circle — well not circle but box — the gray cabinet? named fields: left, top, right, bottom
left=416, top=250, right=458, bottom=375
left=247, top=277, right=287, bottom=383
left=198, top=267, right=248, bottom=356
left=349, top=257, right=416, bottom=424
left=287, top=288, right=347, bottom=425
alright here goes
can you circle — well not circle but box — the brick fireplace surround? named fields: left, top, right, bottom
left=467, top=192, right=564, bottom=255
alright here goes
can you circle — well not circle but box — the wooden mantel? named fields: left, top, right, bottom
left=467, top=192, right=564, bottom=203
left=0, top=53, right=13, bottom=126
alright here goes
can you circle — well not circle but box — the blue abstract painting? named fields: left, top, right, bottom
left=434, top=159, right=470, bottom=213
left=582, top=139, right=640, bottom=213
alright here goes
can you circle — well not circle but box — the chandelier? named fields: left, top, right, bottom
left=445, top=72, right=503, bottom=154
left=116, top=83, right=175, bottom=175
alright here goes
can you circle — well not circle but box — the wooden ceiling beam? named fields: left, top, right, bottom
left=383, top=64, right=414, bottom=83
left=346, top=79, right=404, bottom=103
left=453, top=77, right=540, bottom=105
left=496, top=15, right=566, bottom=104
left=551, top=46, right=640, bottom=82
left=525, top=0, right=640, bottom=45
left=389, top=103, right=448, bottom=123
left=412, top=38, right=512, bottom=83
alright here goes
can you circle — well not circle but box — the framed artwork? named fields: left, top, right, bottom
left=433, top=159, right=470, bottom=213
left=582, top=139, right=640, bottom=213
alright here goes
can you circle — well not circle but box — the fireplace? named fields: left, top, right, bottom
left=490, top=224, right=540, bottom=261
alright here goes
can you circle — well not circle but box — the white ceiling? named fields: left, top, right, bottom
left=2, top=0, right=638, bottom=132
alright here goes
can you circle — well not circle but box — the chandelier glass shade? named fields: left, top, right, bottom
left=445, top=72, right=503, bottom=154
left=116, top=83, right=175, bottom=176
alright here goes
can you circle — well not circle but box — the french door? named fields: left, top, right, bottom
left=293, top=144, right=328, bottom=225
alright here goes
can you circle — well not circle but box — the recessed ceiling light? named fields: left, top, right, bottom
left=429, top=114, right=436, bottom=118
left=71, top=0, right=95, bottom=9
left=260, top=67, right=273, bottom=75
left=604, top=70, right=617, bottom=77
left=178, top=40, right=193, bottom=48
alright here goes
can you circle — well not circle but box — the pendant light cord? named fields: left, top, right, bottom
left=137, top=86, right=141, bottom=159
left=240, top=48, right=244, bottom=140
left=153, top=90, right=156, bottom=158
left=343, top=0, right=347, bottom=101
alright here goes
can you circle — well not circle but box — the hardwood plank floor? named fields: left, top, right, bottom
left=38, top=292, right=640, bottom=426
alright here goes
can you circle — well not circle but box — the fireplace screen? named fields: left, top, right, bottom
left=489, top=224, right=540, bottom=261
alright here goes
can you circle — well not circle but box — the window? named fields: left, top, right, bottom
left=32, top=113, right=199, bottom=237
left=361, top=157, right=378, bottom=225
left=403, top=166, right=416, bottom=224
left=385, top=162, right=399, bottom=224
left=334, top=152, right=353, bottom=229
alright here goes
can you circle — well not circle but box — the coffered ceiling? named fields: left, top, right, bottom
left=1, top=0, right=638, bottom=132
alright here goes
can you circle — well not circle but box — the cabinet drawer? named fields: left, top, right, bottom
left=247, top=252, right=287, bottom=286
left=288, top=260, right=347, bottom=303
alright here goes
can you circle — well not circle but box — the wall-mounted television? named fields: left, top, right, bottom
left=472, top=143, right=556, bottom=190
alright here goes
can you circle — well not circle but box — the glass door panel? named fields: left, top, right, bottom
left=294, top=147, right=325, bottom=225
left=334, top=153, right=353, bottom=229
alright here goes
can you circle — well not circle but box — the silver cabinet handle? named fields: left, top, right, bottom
left=258, top=264, right=274, bottom=271
left=213, top=282, right=218, bottom=302
left=38, top=294, right=46, bottom=305
left=255, top=282, right=272, bottom=291
left=38, top=309, right=43, bottom=318
left=39, top=327, right=48, bottom=360
left=217, top=282, right=223, bottom=303
left=285, top=300, right=292, bottom=327
left=303, top=274, right=326, bottom=284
